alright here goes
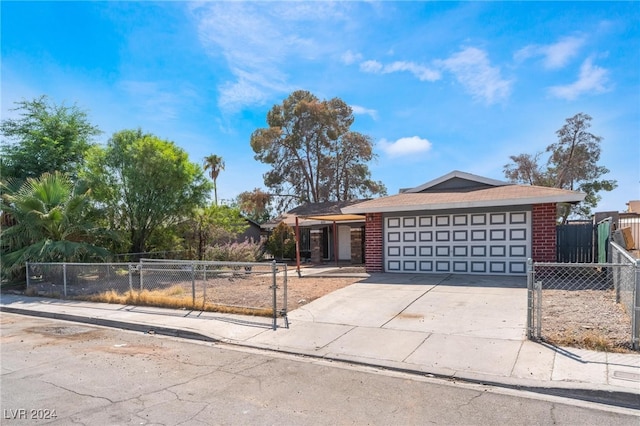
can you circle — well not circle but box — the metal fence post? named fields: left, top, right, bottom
left=526, top=259, right=533, bottom=339
left=612, top=244, right=621, bottom=303
left=283, top=263, right=288, bottom=316
left=63, top=263, right=68, bottom=298
left=129, top=264, right=133, bottom=292
left=25, top=262, right=30, bottom=289
left=202, top=268, right=207, bottom=310
left=535, top=280, right=542, bottom=339
left=634, top=259, right=640, bottom=351
left=271, top=260, right=277, bottom=330
left=139, top=262, right=144, bottom=292
left=191, top=264, right=196, bottom=306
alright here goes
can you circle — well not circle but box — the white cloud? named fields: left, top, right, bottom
left=379, top=136, right=432, bottom=157
left=543, top=37, right=585, bottom=69
left=437, top=47, right=512, bottom=104
left=515, top=36, right=585, bottom=69
left=189, top=2, right=347, bottom=111
left=360, top=60, right=383, bottom=73
left=359, top=59, right=441, bottom=82
left=350, top=104, right=378, bottom=120
left=548, top=57, right=610, bottom=100
left=218, top=80, right=269, bottom=112
left=384, top=61, right=441, bottom=81
left=342, top=50, right=362, bottom=65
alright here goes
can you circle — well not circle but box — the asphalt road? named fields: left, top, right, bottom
left=1, top=313, right=638, bottom=425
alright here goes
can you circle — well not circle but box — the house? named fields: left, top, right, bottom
left=236, top=218, right=263, bottom=244
left=262, top=200, right=367, bottom=264
left=341, top=171, right=585, bottom=276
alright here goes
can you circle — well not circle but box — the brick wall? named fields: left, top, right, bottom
left=350, top=227, right=363, bottom=264
left=365, top=213, right=383, bottom=272
left=532, top=203, right=557, bottom=262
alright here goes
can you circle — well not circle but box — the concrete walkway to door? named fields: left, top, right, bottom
left=1, top=271, right=639, bottom=408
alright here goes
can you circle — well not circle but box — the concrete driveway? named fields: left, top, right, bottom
left=289, top=273, right=528, bottom=340
left=264, top=273, right=530, bottom=376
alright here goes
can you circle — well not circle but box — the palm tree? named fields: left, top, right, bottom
left=203, top=154, right=225, bottom=205
left=1, top=172, right=110, bottom=281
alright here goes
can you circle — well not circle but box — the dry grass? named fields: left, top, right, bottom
left=544, top=328, right=630, bottom=353
left=542, top=288, right=634, bottom=353
left=75, top=286, right=274, bottom=317
left=24, top=286, right=61, bottom=299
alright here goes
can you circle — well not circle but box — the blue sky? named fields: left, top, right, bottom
left=2, top=1, right=639, bottom=213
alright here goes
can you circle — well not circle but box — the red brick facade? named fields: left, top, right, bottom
left=532, top=203, right=557, bottom=262
left=350, top=227, right=364, bottom=264
left=364, top=213, right=383, bottom=272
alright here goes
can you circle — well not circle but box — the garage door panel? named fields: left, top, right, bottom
left=385, top=211, right=530, bottom=276
left=510, top=262, right=527, bottom=274
left=420, top=261, right=433, bottom=272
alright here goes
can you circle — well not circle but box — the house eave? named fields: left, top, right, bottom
left=342, top=194, right=586, bottom=214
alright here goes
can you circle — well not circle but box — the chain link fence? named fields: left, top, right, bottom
left=610, top=242, right=640, bottom=348
left=25, top=260, right=288, bottom=330
left=527, top=242, right=639, bottom=351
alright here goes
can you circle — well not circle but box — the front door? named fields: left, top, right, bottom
left=338, top=225, right=351, bottom=261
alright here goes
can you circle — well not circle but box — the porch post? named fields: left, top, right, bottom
left=333, top=220, right=338, bottom=267
left=295, top=216, right=301, bottom=277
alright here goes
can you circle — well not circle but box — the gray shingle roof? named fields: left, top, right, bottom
left=342, top=171, right=585, bottom=214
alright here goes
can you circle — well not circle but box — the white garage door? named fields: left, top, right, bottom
left=384, top=211, right=530, bottom=275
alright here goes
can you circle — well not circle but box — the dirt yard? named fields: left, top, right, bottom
left=16, top=265, right=636, bottom=352
left=20, top=265, right=366, bottom=314
left=181, top=269, right=364, bottom=311
left=285, top=274, right=363, bottom=307
left=541, top=288, right=634, bottom=352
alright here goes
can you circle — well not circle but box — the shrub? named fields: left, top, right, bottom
left=265, top=222, right=296, bottom=259
left=204, top=239, right=264, bottom=262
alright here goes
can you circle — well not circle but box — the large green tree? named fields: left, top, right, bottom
left=250, top=90, right=386, bottom=212
left=504, top=113, right=617, bottom=222
left=0, top=96, right=101, bottom=182
left=0, top=172, right=109, bottom=281
left=82, top=129, right=212, bottom=254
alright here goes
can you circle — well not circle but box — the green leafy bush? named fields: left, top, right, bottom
left=205, top=240, right=264, bottom=262
left=264, top=222, right=296, bottom=259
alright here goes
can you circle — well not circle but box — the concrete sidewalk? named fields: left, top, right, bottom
left=1, top=273, right=639, bottom=409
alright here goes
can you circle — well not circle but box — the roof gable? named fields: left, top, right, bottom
left=405, top=170, right=508, bottom=194
left=288, top=200, right=367, bottom=216
left=341, top=171, right=586, bottom=215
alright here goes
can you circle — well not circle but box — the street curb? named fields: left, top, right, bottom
left=0, top=306, right=217, bottom=343
left=2, top=305, right=638, bottom=411
left=219, top=344, right=640, bottom=411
